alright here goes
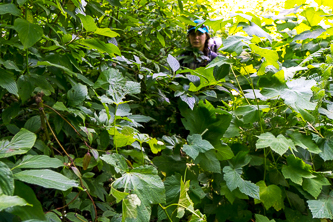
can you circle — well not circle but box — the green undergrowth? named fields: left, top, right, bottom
left=0, top=0, right=333, bottom=221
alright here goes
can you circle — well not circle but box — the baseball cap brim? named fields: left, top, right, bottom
left=187, top=26, right=208, bottom=34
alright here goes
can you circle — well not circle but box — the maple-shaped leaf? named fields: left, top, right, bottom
left=303, top=174, right=330, bottom=199
left=183, top=134, right=214, bottom=160
left=254, top=180, right=284, bottom=211
left=281, top=155, right=315, bottom=185
left=223, top=166, right=260, bottom=199
left=256, top=132, right=296, bottom=156
left=261, top=77, right=317, bottom=110
left=307, top=191, right=333, bottom=219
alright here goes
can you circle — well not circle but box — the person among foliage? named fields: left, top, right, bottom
left=179, top=20, right=218, bottom=69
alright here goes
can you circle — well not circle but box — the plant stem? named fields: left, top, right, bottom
left=230, top=65, right=251, bottom=105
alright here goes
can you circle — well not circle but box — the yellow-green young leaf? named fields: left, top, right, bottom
left=114, top=133, right=135, bottom=148
left=281, top=155, right=315, bottom=185
left=95, top=28, right=119, bottom=37
left=301, top=8, right=325, bottom=27
left=256, top=132, right=296, bottom=156
left=255, top=181, right=284, bottom=211
left=315, top=0, right=333, bottom=8
left=79, top=39, right=121, bottom=56
left=177, top=179, right=194, bottom=218
left=250, top=44, right=279, bottom=69
left=177, top=16, right=196, bottom=26
left=110, top=185, right=129, bottom=203
left=77, top=14, right=97, bottom=32
left=14, top=18, right=43, bottom=49
left=157, top=32, right=165, bottom=47
left=0, top=195, right=32, bottom=211
left=148, top=138, right=165, bottom=154
left=285, top=0, right=306, bottom=8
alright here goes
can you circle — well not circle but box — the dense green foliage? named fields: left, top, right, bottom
left=1, top=0, right=333, bottom=221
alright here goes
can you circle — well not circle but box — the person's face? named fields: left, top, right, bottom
left=188, top=31, right=207, bottom=52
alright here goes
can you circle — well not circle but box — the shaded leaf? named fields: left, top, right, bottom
left=255, top=180, right=284, bottom=211
left=0, top=4, right=21, bottom=16
left=0, top=69, right=18, bottom=96
left=14, top=18, right=43, bottom=49
left=183, top=134, right=214, bottom=160
left=0, top=161, right=14, bottom=195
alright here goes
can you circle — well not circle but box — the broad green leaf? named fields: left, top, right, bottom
left=281, top=155, right=315, bottom=185
left=77, top=14, right=97, bottom=32
left=17, top=0, right=29, bottom=6
left=289, top=132, right=321, bottom=154
left=0, top=128, right=36, bottom=159
left=95, top=28, right=119, bottom=37
left=156, top=32, right=165, bottom=47
left=110, top=184, right=129, bottom=203
left=183, top=134, right=214, bottom=160
left=114, top=165, right=165, bottom=221
left=177, top=179, right=194, bottom=218
left=234, top=105, right=269, bottom=124
left=6, top=181, right=46, bottom=221
left=215, top=143, right=234, bottom=161
left=94, top=68, right=125, bottom=90
left=250, top=44, right=279, bottom=69
left=67, top=83, right=88, bottom=106
left=261, top=78, right=317, bottom=110
left=255, top=214, right=276, bottom=222
left=0, top=195, right=31, bottom=211
left=0, top=162, right=14, bottom=195
left=242, top=22, right=272, bottom=43
left=148, top=138, right=165, bottom=154
left=256, top=132, right=296, bottom=156
left=17, top=75, right=33, bottom=103
left=301, top=7, right=324, bottom=27
left=23, top=116, right=41, bottom=133
left=37, top=61, right=76, bottom=76
left=220, top=36, right=250, bottom=55
left=223, top=166, right=260, bottom=199
left=107, top=0, right=122, bottom=7
left=188, top=209, right=207, bottom=222
left=167, top=54, right=180, bottom=72
left=303, top=175, right=330, bottom=199
left=194, top=150, right=221, bottom=173
left=307, top=191, right=333, bottom=219
left=294, top=28, right=325, bottom=40
left=319, top=138, right=333, bottom=161
left=14, top=18, right=43, bottom=49
left=100, top=153, right=128, bottom=173
left=180, top=100, right=232, bottom=151
left=187, top=67, right=217, bottom=91
left=122, top=194, right=141, bottom=222
left=0, top=69, right=19, bottom=96
left=177, top=16, right=196, bottom=26
left=45, top=212, right=62, bottom=222
left=255, top=181, right=284, bottom=211
left=12, top=155, right=63, bottom=170
left=220, top=181, right=248, bottom=204
left=14, top=169, right=79, bottom=191
left=113, top=165, right=165, bottom=204
left=79, top=38, right=121, bottom=56
left=0, top=4, right=21, bottom=16
left=319, top=104, right=333, bottom=120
